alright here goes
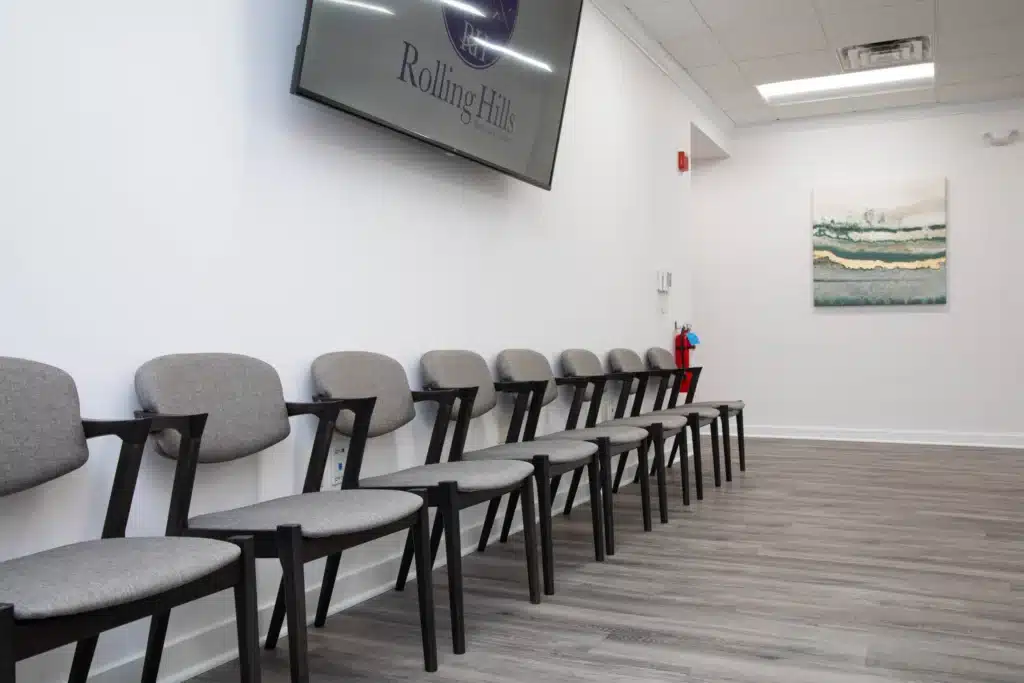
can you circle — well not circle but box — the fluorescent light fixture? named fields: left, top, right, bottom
left=440, top=0, right=486, bottom=17
left=472, top=37, right=553, bottom=72
left=323, top=0, right=394, bottom=15
left=756, top=63, right=935, bottom=105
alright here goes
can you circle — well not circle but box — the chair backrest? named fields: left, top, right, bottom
left=496, top=349, right=557, bottom=406
left=646, top=347, right=676, bottom=370
left=135, top=353, right=291, bottom=463
left=0, top=357, right=89, bottom=496
left=312, top=352, right=415, bottom=438
left=607, top=348, right=646, bottom=394
left=420, top=350, right=497, bottom=418
left=559, top=349, right=604, bottom=400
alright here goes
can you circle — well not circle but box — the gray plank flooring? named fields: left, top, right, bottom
left=194, top=438, right=1024, bottom=682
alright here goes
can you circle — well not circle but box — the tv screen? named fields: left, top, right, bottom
left=293, top=0, right=584, bottom=190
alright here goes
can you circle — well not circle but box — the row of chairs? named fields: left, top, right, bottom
left=0, top=346, right=746, bottom=683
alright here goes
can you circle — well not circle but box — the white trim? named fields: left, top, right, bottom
left=744, top=425, right=1024, bottom=449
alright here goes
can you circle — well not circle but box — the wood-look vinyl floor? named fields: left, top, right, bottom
left=195, top=438, right=1024, bottom=682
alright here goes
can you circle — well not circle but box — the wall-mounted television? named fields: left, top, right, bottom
left=292, top=0, right=584, bottom=190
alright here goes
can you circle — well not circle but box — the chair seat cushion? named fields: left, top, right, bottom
left=360, top=460, right=534, bottom=493
left=0, top=537, right=240, bottom=620
left=651, top=405, right=721, bottom=419
left=189, top=490, right=424, bottom=538
left=686, top=400, right=745, bottom=413
left=537, top=425, right=648, bottom=446
left=602, top=414, right=689, bottom=431
left=464, top=439, right=596, bottom=465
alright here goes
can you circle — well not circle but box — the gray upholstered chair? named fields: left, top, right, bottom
left=559, top=349, right=718, bottom=510
left=0, top=357, right=259, bottom=683
left=310, top=351, right=540, bottom=656
left=607, top=348, right=722, bottom=501
left=413, top=350, right=605, bottom=597
left=647, top=346, right=747, bottom=480
left=423, top=350, right=647, bottom=557
left=134, top=353, right=437, bottom=682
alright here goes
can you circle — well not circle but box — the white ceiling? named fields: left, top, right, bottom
left=617, top=0, right=1024, bottom=126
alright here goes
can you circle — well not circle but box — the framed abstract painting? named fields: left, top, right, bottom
left=812, top=178, right=947, bottom=307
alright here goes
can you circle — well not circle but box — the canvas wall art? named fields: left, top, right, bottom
left=812, top=178, right=947, bottom=307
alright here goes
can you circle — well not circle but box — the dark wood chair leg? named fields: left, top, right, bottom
left=277, top=524, right=310, bottom=683
left=314, top=553, right=342, bottom=627
left=264, top=582, right=286, bottom=650
left=532, top=456, right=555, bottom=596
left=498, top=491, right=520, bottom=543
left=231, top=536, right=261, bottom=683
left=549, top=474, right=562, bottom=502
left=438, top=482, right=465, bottom=655
left=140, top=612, right=170, bottom=683
left=395, top=527, right=416, bottom=591
left=678, top=432, right=690, bottom=507
left=518, top=480, right=542, bottom=605
left=586, top=456, right=605, bottom=561
left=68, top=636, right=98, bottom=683
left=652, top=428, right=669, bottom=524
left=636, top=439, right=653, bottom=532
left=690, top=417, right=704, bottom=501
left=1, top=605, right=15, bottom=683
left=710, top=418, right=722, bottom=488
left=613, top=451, right=630, bottom=493
left=737, top=410, right=746, bottom=471
left=668, top=437, right=679, bottom=468
left=563, top=469, right=583, bottom=515
left=478, top=498, right=501, bottom=551
left=598, top=438, right=615, bottom=556
left=401, top=511, right=443, bottom=592
left=719, top=407, right=733, bottom=482
left=411, top=505, right=438, bottom=672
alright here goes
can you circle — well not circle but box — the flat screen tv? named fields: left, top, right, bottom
left=292, top=0, right=584, bottom=190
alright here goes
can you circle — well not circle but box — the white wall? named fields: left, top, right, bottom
left=0, top=1, right=697, bottom=681
left=690, top=103, right=1024, bottom=447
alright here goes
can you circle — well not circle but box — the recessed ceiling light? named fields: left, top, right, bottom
left=756, top=63, right=935, bottom=106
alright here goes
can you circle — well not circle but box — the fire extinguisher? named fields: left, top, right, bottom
left=674, top=324, right=699, bottom=392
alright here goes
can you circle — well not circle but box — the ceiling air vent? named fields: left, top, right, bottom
left=839, top=36, right=931, bottom=72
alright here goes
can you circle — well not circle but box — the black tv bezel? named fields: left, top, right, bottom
left=291, top=0, right=584, bottom=191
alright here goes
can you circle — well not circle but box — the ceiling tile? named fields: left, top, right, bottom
left=688, top=62, right=749, bottom=96
left=738, top=50, right=842, bottom=84
left=936, top=0, right=1024, bottom=31
left=938, top=52, right=1024, bottom=85
left=691, top=0, right=816, bottom=29
left=772, top=97, right=860, bottom=119
left=819, top=1, right=935, bottom=49
left=814, top=0, right=932, bottom=15
left=626, top=0, right=708, bottom=41
left=717, top=9, right=828, bottom=61
left=852, top=87, right=937, bottom=111
left=936, top=23, right=1024, bottom=60
left=661, top=26, right=732, bottom=68
left=937, top=75, right=1024, bottom=103
left=713, top=87, right=767, bottom=112
left=726, top=105, right=780, bottom=125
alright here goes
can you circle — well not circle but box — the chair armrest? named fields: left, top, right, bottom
left=645, top=368, right=678, bottom=379
left=288, top=397, right=376, bottom=419
left=555, top=376, right=603, bottom=387
left=82, top=417, right=153, bottom=444
left=494, top=380, right=548, bottom=394
left=412, top=388, right=460, bottom=406
left=134, top=411, right=209, bottom=438
left=606, top=371, right=651, bottom=381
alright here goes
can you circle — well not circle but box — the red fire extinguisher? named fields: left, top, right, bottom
left=674, top=324, right=697, bottom=392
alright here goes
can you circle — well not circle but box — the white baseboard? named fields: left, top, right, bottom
left=86, top=476, right=610, bottom=683
left=745, top=425, right=1024, bottom=449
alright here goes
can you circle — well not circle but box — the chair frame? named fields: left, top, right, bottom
left=142, top=397, right=438, bottom=683
left=476, top=379, right=607, bottom=596
left=0, top=414, right=260, bottom=683
left=315, top=385, right=541, bottom=657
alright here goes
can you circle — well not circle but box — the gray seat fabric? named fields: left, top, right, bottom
left=537, top=425, right=648, bottom=446
left=687, top=400, right=745, bottom=414
left=135, top=353, right=291, bottom=463
left=360, top=460, right=534, bottom=493
left=602, top=414, right=689, bottom=431
left=189, top=489, right=423, bottom=537
left=0, top=537, right=240, bottom=620
left=652, top=405, right=721, bottom=419
left=312, top=352, right=416, bottom=437
left=496, top=350, right=557, bottom=406
left=0, top=357, right=90, bottom=496
left=420, top=350, right=497, bottom=418
left=607, top=348, right=649, bottom=394
left=645, top=347, right=677, bottom=370
left=559, top=349, right=605, bottom=400
left=464, top=439, right=596, bottom=465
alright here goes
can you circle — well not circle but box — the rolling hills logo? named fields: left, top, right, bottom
left=443, top=0, right=519, bottom=70
left=396, top=1, right=520, bottom=135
